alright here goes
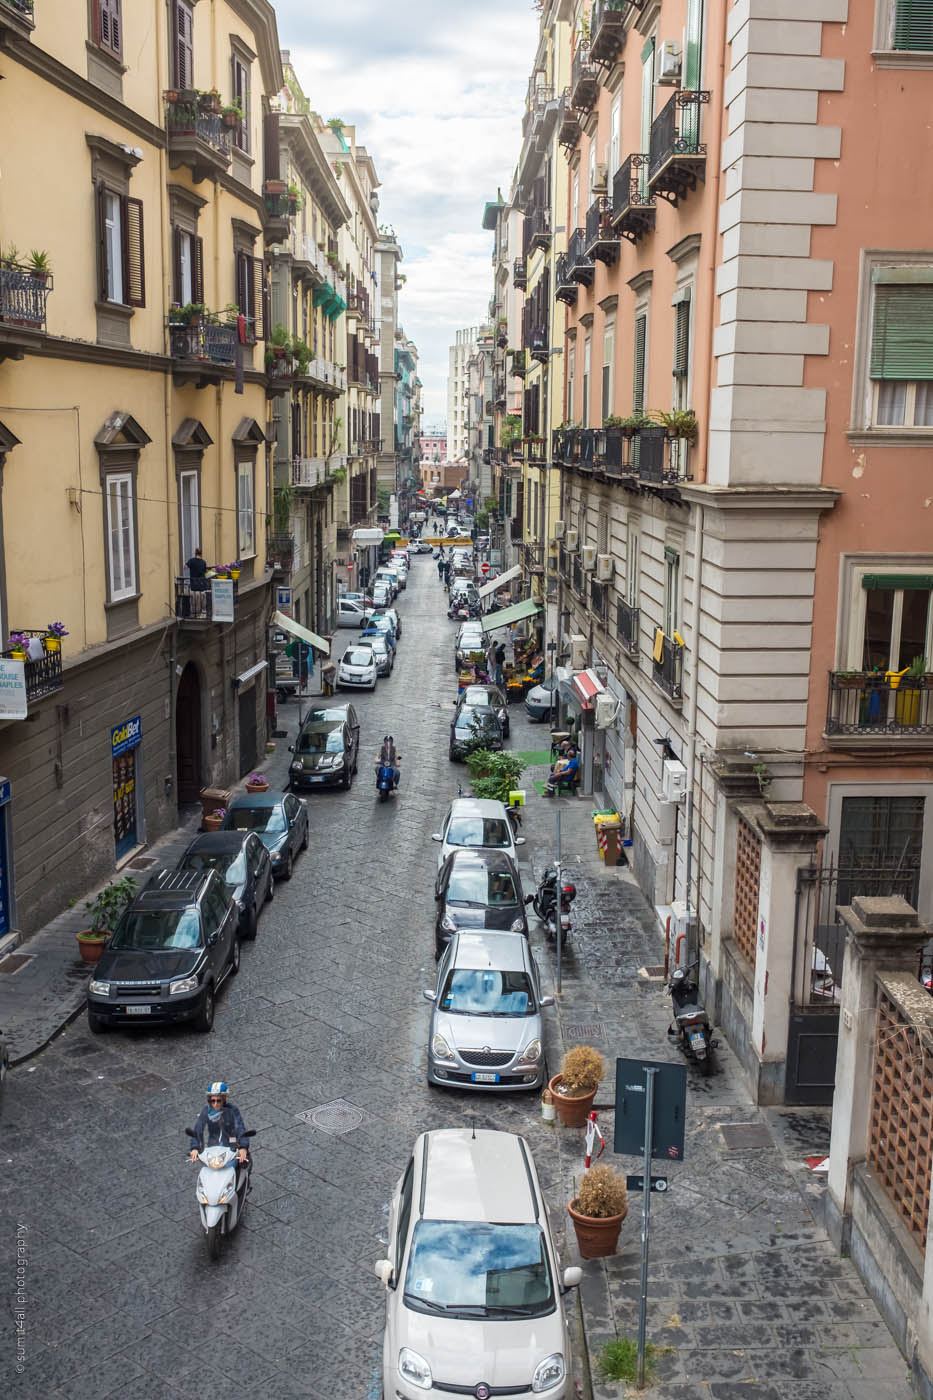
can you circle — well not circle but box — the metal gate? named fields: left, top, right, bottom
left=787, top=858, right=920, bottom=1105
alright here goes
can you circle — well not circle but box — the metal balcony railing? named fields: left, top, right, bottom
left=528, top=323, right=549, bottom=361
left=616, top=598, right=640, bottom=657
left=1, top=630, right=63, bottom=703
left=168, top=317, right=239, bottom=365
left=525, top=206, right=551, bottom=253
left=652, top=632, right=684, bottom=703
left=557, top=90, right=581, bottom=150
left=510, top=349, right=527, bottom=378
left=513, top=257, right=527, bottom=290
left=175, top=578, right=224, bottom=623
left=165, top=99, right=230, bottom=154
left=611, top=154, right=655, bottom=241
left=594, top=426, right=626, bottom=475
left=291, top=456, right=328, bottom=489
left=3, top=0, right=35, bottom=17
left=825, top=672, right=933, bottom=738
left=555, top=252, right=577, bottom=305
left=590, top=1, right=626, bottom=66
left=570, top=42, right=599, bottom=111
left=0, top=263, right=51, bottom=330
left=648, top=91, right=710, bottom=204
left=584, top=197, right=619, bottom=264
left=567, top=227, right=595, bottom=287
left=572, top=556, right=584, bottom=597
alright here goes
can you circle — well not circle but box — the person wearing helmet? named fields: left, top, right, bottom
left=188, top=1082, right=249, bottom=1165
left=376, top=735, right=401, bottom=788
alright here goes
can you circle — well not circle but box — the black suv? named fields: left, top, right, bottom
left=86, top=870, right=238, bottom=1034
left=288, top=702, right=360, bottom=791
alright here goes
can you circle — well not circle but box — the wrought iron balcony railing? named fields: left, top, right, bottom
left=611, top=154, right=655, bottom=242
left=0, top=0, right=35, bottom=37
left=616, top=598, right=640, bottom=658
left=567, top=227, right=595, bottom=287
left=648, top=90, right=710, bottom=206
left=0, top=263, right=51, bottom=330
left=165, top=95, right=231, bottom=180
left=825, top=672, right=933, bottom=738
left=590, top=576, right=608, bottom=621
left=267, top=532, right=295, bottom=574
left=175, top=578, right=226, bottom=624
left=510, top=349, right=527, bottom=378
left=557, top=91, right=581, bottom=150
left=570, top=41, right=599, bottom=111
left=590, top=1, right=626, bottom=67
left=594, top=426, right=626, bottom=475
left=652, top=631, right=684, bottom=704
left=168, top=317, right=239, bottom=365
left=291, top=456, right=328, bottom=489
left=525, top=206, right=551, bottom=253
left=584, top=197, right=620, bottom=265
left=528, top=323, right=549, bottom=362
left=1, top=630, right=63, bottom=704
left=555, top=252, right=578, bottom=306
left=513, top=257, right=527, bottom=290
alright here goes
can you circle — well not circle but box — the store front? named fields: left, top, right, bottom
left=111, top=715, right=144, bottom=861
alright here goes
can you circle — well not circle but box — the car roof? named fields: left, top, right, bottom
left=299, top=717, right=343, bottom=733
left=446, top=797, right=509, bottom=819
left=452, top=931, right=529, bottom=972
left=419, top=1130, right=536, bottom=1224
left=304, top=704, right=354, bottom=723
left=134, top=869, right=209, bottom=906
left=184, top=832, right=252, bottom=855
left=446, top=847, right=516, bottom=873
left=227, top=792, right=284, bottom=808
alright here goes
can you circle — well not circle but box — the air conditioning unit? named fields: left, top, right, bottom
left=565, top=527, right=579, bottom=551
left=657, top=40, right=682, bottom=84
left=592, top=161, right=608, bottom=193
left=596, top=553, right=614, bottom=581
left=554, top=520, right=566, bottom=539
left=570, top=634, right=587, bottom=669
left=582, top=544, right=597, bottom=571
left=595, top=692, right=619, bottom=730
left=661, top=759, right=688, bottom=804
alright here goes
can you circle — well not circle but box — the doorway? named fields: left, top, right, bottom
left=238, top=686, right=258, bottom=776
left=176, top=662, right=202, bottom=804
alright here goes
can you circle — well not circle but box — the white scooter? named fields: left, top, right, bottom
left=185, top=1127, right=256, bottom=1259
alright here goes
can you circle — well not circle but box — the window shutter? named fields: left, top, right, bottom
left=175, top=0, right=193, bottom=89
left=894, top=0, right=933, bottom=50
left=673, top=299, right=691, bottom=378
left=98, top=0, right=122, bottom=59
left=263, top=111, right=280, bottom=182
left=172, top=226, right=183, bottom=303
left=125, top=196, right=145, bottom=307
left=633, top=313, right=647, bottom=411
left=252, top=256, right=266, bottom=340
left=870, top=283, right=933, bottom=380
left=96, top=182, right=109, bottom=301
left=192, top=234, right=204, bottom=304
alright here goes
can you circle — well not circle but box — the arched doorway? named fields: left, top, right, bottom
left=176, top=662, right=203, bottom=804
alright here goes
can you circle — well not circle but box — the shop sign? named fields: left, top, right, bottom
left=111, top=715, right=142, bottom=757
left=0, top=660, right=27, bottom=721
left=276, top=587, right=292, bottom=610
left=212, top=578, right=235, bottom=623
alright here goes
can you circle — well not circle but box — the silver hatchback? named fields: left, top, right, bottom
left=424, top=930, right=553, bottom=1091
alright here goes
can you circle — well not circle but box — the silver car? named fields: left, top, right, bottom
left=454, top=621, right=485, bottom=670
left=359, top=634, right=394, bottom=677
left=425, top=930, right=553, bottom=1091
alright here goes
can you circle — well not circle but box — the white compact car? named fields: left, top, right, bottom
left=375, top=1128, right=580, bottom=1398
left=337, top=598, right=367, bottom=628
left=432, top=796, right=525, bottom=870
left=337, top=645, right=378, bottom=690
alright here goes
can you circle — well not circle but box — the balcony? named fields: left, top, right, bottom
left=266, top=351, right=297, bottom=394
left=590, top=577, right=608, bottom=623
left=584, top=197, right=620, bottom=266
left=165, top=94, right=231, bottom=184
left=524, top=542, right=544, bottom=575
left=1, top=630, right=63, bottom=706
left=567, top=227, right=595, bottom=288
left=594, top=426, right=626, bottom=477
left=528, top=324, right=549, bottom=363
left=611, top=155, right=656, bottom=242
left=616, top=598, right=640, bottom=659
left=555, top=253, right=578, bottom=306
left=262, top=186, right=292, bottom=243
left=648, top=91, right=710, bottom=207
left=168, top=314, right=239, bottom=386
left=825, top=672, right=933, bottom=743
left=174, top=579, right=233, bottom=625
left=634, top=425, right=689, bottom=487
left=513, top=257, right=527, bottom=290
left=267, top=532, right=294, bottom=575
left=557, top=92, right=581, bottom=151
left=590, top=1, right=626, bottom=68
left=0, top=262, right=52, bottom=360
left=576, top=428, right=596, bottom=473
left=510, top=349, right=527, bottom=379
left=0, top=0, right=35, bottom=41
left=526, top=207, right=551, bottom=253
left=526, top=436, right=547, bottom=463
left=291, top=456, right=328, bottom=490
left=290, top=231, right=328, bottom=283
left=652, top=631, right=684, bottom=704
left=552, top=427, right=575, bottom=467
left=570, top=42, right=599, bottom=112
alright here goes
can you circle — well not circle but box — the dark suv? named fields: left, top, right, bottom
left=289, top=702, right=361, bottom=791
left=86, top=870, right=238, bottom=1034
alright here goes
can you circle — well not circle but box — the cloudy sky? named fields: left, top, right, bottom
left=272, top=0, right=540, bottom=426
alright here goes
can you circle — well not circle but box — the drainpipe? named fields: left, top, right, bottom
left=683, top=501, right=704, bottom=964
left=695, top=0, right=728, bottom=484
left=157, top=10, right=178, bottom=810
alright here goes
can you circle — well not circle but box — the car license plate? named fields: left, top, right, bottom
left=312, top=775, right=325, bottom=782
left=126, top=1005, right=152, bottom=1015
left=472, top=1072, right=499, bottom=1083
left=689, top=1031, right=705, bottom=1048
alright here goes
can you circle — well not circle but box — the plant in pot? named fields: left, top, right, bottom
left=896, top=655, right=927, bottom=726
left=568, top=1163, right=629, bottom=1259
left=246, top=772, right=269, bottom=793
left=269, top=323, right=291, bottom=359
left=549, top=1044, right=605, bottom=1127
left=77, top=876, right=137, bottom=964
left=203, top=806, right=226, bottom=832
left=27, top=249, right=51, bottom=283
left=44, top=621, right=68, bottom=652
left=287, top=183, right=302, bottom=214
left=656, top=408, right=699, bottom=445
left=221, top=100, right=243, bottom=128
left=7, top=632, right=27, bottom=660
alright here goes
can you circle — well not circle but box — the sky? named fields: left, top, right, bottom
left=272, top=0, right=540, bottom=426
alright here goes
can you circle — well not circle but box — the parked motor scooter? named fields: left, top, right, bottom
left=667, top=961, right=717, bottom=1074
left=185, top=1127, right=256, bottom=1260
left=527, top=865, right=576, bottom=939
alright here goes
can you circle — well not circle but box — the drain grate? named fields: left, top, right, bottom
left=0, top=953, right=35, bottom=975
left=296, top=1099, right=364, bottom=1135
left=127, top=857, right=156, bottom=870
left=641, top=965, right=666, bottom=980
left=720, top=1122, right=772, bottom=1151
left=564, top=1021, right=606, bottom=1041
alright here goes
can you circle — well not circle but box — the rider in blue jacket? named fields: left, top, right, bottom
left=188, top=1081, right=249, bottom=1164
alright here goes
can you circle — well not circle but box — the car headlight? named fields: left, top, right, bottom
left=519, top=1038, right=542, bottom=1064
left=431, top=1032, right=453, bottom=1060
left=331, top=755, right=344, bottom=768
left=290, top=760, right=303, bottom=772
left=169, top=975, right=199, bottom=996
left=399, top=1348, right=433, bottom=1390
left=88, top=980, right=111, bottom=997
left=511, top=917, right=526, bottom=932
left=440, top=914, right=457, bottom=933
left=532, top=1352, right=565, bottom=1391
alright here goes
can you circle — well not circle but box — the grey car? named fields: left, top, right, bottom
left=424, top=930, right=553, bottom=1091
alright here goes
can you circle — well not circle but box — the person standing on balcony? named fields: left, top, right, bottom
left=187, top=547, right=209, bottom=618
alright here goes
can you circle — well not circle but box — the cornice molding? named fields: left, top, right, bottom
left=678, top=483, right=840, bottom=512
left=7, top=38, right=165, bottom=148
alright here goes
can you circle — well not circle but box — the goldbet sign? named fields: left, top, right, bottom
left=111, top=715, right=142, bottom=757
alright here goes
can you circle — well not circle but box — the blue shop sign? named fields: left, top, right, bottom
left=111, top=715, right=142, bottom=757
left=0, top=778, right=10, bottom=806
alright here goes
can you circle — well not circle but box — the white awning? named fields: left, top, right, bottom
left=273, top=611, right=331, bottom=657
left=351, top=528, right=384, bottom=545
left=448, top=488, right=461, bottom=498
left=478, top=564, right=522, bottom=600
left=481, top=598, right=541, bottom=633
left=233, top=659, right=268, bottom=688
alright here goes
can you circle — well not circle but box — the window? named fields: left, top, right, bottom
left=664, top=546, right=681, bottom=637
left=235, top=251, right=266, bottom=341
left=875, top=0, right=933, bottom=51
left=237, top=458, right=255, bottom=558
left=567, top=343, right=575, bottom=420
left=609, top=91, right=621, bottom=183
left=97, top=186, right=145, bottom=307
left=869, top=269, right=933, bottom=427
left=173, top=0, right=194, bottom=89
left=627, top=526, right=639, bottom=603
left=673, top=293, right=691, bottom=397
left=102, top=191, right=123, bottom=304
left=107, top=473, right=136, bottom=600
left=571, top=170, right=579, bottom=229
left=602, top=323, right=615, bottom=421
left=173, top=227, right=203, bottom=306
left=179, top=470, right=199, bottom=567
left=94, top=0, right=122, bottom=59
left=232, top=50, right=250, bottom=153
left=588, top=141, right=597, bottom=205
left=860, top=575, right=933, bottom=671
left=640, top=41, right=655, bottom=197
left=582, top=334, right=591, bottom=426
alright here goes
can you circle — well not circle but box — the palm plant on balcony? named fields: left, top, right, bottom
left=268, top=323, right=291, bottom=361
left=656, top=408, right=699, bottom=445
left=27, top=249, right=51, bottom=282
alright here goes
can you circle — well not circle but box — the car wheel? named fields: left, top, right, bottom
left=282, top=850, right=293, bottom=881
left=230, top=936, right=241, bottom=975
left=87, top=1012, right=107, bottom=1034
left=195, top=984, right=215, bottom=1033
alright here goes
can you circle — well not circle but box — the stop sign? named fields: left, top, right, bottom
left=481, top=562, right=490, bottom=575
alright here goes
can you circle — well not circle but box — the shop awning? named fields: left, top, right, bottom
left=481, top=598, right=541, bottom=633
left=351, top=528, right=384, bottom=545
left=478, top=563, right=522, bottom=600
left=273, top=611, right=330, bottom=657
left=572, top=667, right=605, bottom=710
left=233, top=659, right=268, bottom=688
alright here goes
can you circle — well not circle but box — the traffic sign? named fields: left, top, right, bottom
left=626, top=1175, right=669, bottom=1193
left=614, top=1057, right=687, bottom=1161
left=481, top=562, right=490, bottom=575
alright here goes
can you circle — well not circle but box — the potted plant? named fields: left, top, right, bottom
left=617, top=413, right=655, bottom=439
left=44, top=621, right=68, bottom=652
left=263, top=178, right=286, bottom=196
left=1, top=244, right=20, bottom=270
left=548, top=1045, right=605, bottom=1127
left=326, top=250, right=339, bottom=267
left=221, top=101, right=243, bottom=128
left=568, top=1164, right=629, bottom=1259
left=287, top=183, right=302, bottom=214
left=269, top=323, right=291, bottom=359
left=77, top=876, right=137, bottom=964
left=203, top=807, right=226, bottom=832
left=656, top=408, right=699, bottom=445
left=228, top=560, right=242, bottom=581
left=27, top=249, right=51, bottom=283
left=245, top=772, right=269, bottom=793
left=7, top=632, right=27, bottom=660
left=199, top=88, right=222, bottom=114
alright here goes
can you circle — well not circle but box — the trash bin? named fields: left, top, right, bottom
left=200, top=787, right=232, bottom=827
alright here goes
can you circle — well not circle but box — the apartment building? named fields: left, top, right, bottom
left=447, top=327, right=479, bottom=461
left=375, top=227, right=403, bottom=507
left=395, top=329, right=419, bottom=514
left=0, top=0, right=286, bottom=937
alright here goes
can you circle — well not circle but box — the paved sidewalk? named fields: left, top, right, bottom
left=513, top=731, right=915, bottom=1399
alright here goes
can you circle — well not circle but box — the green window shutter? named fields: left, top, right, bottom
left=894, top=0, right=933, bottom=50
left=673, top=299, right=690, bottom=378
left=684, top=0, right=704, bottom=89
left=862, top=573, right=933, bottom=590
left=633, top=313, right=647, bottom=412
left=870, top=282, right=933, bottom=380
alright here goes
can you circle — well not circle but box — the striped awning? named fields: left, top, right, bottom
left=572, top=668, right=605, bottom=710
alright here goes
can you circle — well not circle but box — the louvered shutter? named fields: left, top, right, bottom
left=673, top=297, right=691, bottom=378
left=192, top=235, right=204, bottom=304
left=894, top=0, right=933, bottom=50
left=175, top=0, right=193, bottom=89
left=98, top=0, right=122, bottom=59
left=263, top=111, right=280, bottom=181
left=252, top=257, right=266, bottom=340
left=97, top=182, right=110, bottom=301
left=870, top=277, right=933, bottom=380
left=172, top=227, right=183, bottom=303
left=125, top=196, right=145, bottom=306
left=633, top=313, right=647, bottom=411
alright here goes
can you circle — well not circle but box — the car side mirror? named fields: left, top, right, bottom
left=540, top=995, right=555, bottom=1009
left=208, top=932, right=218, bottom=946
left=422, top=988, right=436, bottom=1002
left=431, top=833, right=442, bottom=842
left=515, top=836, right=526, bottom=846
left=562, top=1266, right=583, bottom=1290
left=374, top=1258, right=394, bottom=1289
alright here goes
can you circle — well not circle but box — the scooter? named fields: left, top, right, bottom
left=527, top=866, right=576, bottom=939
left=185, top=1128, right=256, bottom=1260
left=667, top=961, right=717, bottom=1075
left=376, top=762, right=399, bottom=802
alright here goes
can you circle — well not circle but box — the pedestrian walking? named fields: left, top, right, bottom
left=494, top=641, right=506, bottom=689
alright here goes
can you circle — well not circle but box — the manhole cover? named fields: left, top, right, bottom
left=564, top=1022, right=606, bottom=1041
left=0, top=953, right=35, bottom=975
left=640, top=965, right=666, bottom=980
left=116, top=1073, right=171, bottom=1096
left=127, top=857, right=156, bottom=870
left=720, top=1122, right=772, bottom=1151
left=296, top=1099, right=364, bottom=1135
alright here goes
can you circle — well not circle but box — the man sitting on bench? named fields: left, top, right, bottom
left=544, top=745, right=579, bottom=797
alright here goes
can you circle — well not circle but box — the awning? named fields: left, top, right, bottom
left=481, top=598, right=541, bottom=633
left=448, top=488, right=461, bottom=499
left=478, top=563, right=522, bottom=600
left=273, top=611, right=330, bottom=657
left=572, top=668, right=605, bottom=710
left=233, top=659, right=268, bottom=688
left=351, top=528, right=384, bottom=545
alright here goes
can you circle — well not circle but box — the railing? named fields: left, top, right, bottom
left=595, top=426, right=625, bottom=474
left=616, top=598, right=640, bottom=657
left=567, top=226, right=594, bottom=283
left=525, top=206, right=551, bottom=252
left=825, top=672, right=933, bottom=737
left=175, top=578, right=219, bottom=623
left=165, top=97, right=231, bottom=155
left=291, top=456, right=327, bottom=489
left=1, top=630, right=63, bottom=703
left=648, top=90, right=709, bottom=187
left=168, top=317, right=239, bottom=364
left=3, top=0, right=35, bottom=16
left=267, top=354, right=296, bottom=386
left=267, top=532, right=294, bottom=572
left=633, top=425, right=672, bottom=483
left=652, top=632, right=683, bottom=702
left=290, top=231, right=328, bottom=279
left=526, top=436, right=547, bottom=462
left=0, top=263, right=51, bottom=330
left=578, top=428, right=596, bottom=470
left=528, top=323, right=548, bottom=359
left=570, top=42, right=598, bottom=109
left=585, top=197, right=614, bottom=248
left=510, top=349, right=527, bottom=378
left=591, top=0, right=626, bottom=62
left=513, top=257, right=527, bottom=290
left=612, top=153, right=654, bottom=225
left=572, top=556, right=584, bottom=597
left=590, top=577, right=607, bottom=621
left=558, top=90, right=581, bottom=149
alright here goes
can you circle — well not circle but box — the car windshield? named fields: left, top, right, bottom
left=404, top=1221, right=553, bottom=1318
left=464, top=686, right=498, bottom=706
left=447, top=817, right=510, bottom=849
left=344, top=650, right=374, bottom=667
left=228, top=805, right=286, bottom=834
left=180, top=850, right=247, bottom=886
left=441, top=968, right=535, bottom=1016
left=363, top=637, right=387, bottom=654
left=299, top=729, right=344, bottom=754
left=446, top=868, right=518, bottom=906
left=111, top=908, right=203, bottom=950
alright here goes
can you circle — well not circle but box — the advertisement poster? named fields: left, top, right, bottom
left=212, top=577, right=235, bottom=623
left=0, top=660, right=27, bottom=721
left=111, top=716, right=142, bottom=860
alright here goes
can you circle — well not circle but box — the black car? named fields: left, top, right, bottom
left=448, top=703, right=503, bottom=761
left=86, top=870, right=238, bottom=1033
left=434, top=848, right=528, bottom=958
left=456, top=682, right=510, bottom=736
left=289, top=703, right=361, bottom=791
left=222, top=791, right=308, bottom=880
left=176, top=830, right=273, bottom=940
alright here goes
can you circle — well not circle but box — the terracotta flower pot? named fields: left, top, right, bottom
left=568, top=1201, right=628, bottom=1259
left=245, top=780, right=269, bottom=793
left=76, top=931, right=109, bottom=965
left=548, top=1073, right=598, bottom=1128
left=203, top=815, right=223, bottom=832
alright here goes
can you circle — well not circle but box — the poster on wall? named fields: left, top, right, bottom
left=212, top=577, right=235, bottom=624
left=111, top=716, right=142, bottom=861
left=0, top=660, right=27, bottom=721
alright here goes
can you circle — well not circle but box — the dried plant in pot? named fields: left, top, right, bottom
left=568, top=1163, right=629, bottom=1259
left=548, top=1045, right=605, bottom=1127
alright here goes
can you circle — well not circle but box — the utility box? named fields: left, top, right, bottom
left=661, top=759, right=688, bottom=804
left=199, top=787, right=231, bottom=826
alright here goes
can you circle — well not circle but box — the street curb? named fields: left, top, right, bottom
left=9, top=996, right=88, bottom=1069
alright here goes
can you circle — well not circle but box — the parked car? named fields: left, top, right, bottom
left=425, top=931, right=553, bottom=1090
left=449, top=578, right=480, bottom=609
left=86, top=870, right=239, bottom=1034
left=289, top=702, right=360, bottom=791
left=176, top=831, right=273, bottom=940
left=360, top=633, right=394, bottom=677
left=342, top=592, right=374, bottom=608
left=449, top=702, right=503, bottom=761
left=455, top=621, right=486, bottom=670
left=369, top=605, right=402, bottom=639
left=371, top=581, right=393, bottom=608
left=525, top=672, right=560, bottom=723
left=434, top=848, right=527, bottom=957
left=415, top=539, right=433, bottom=553
left=337, top=598, right=368, bottom=628
left=221, top=791, right=308, bottom=881
left=362, top=616, right=397, bottom=648
left=337, top=644, right=378, bottom=691
left=458, top=682, right=509, bottom=736
left=432, top=796, right=526, bottom=870
left=0, top=1030, right=7, bottom=1110
left=375, top=1128, right=580, bottom=1399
